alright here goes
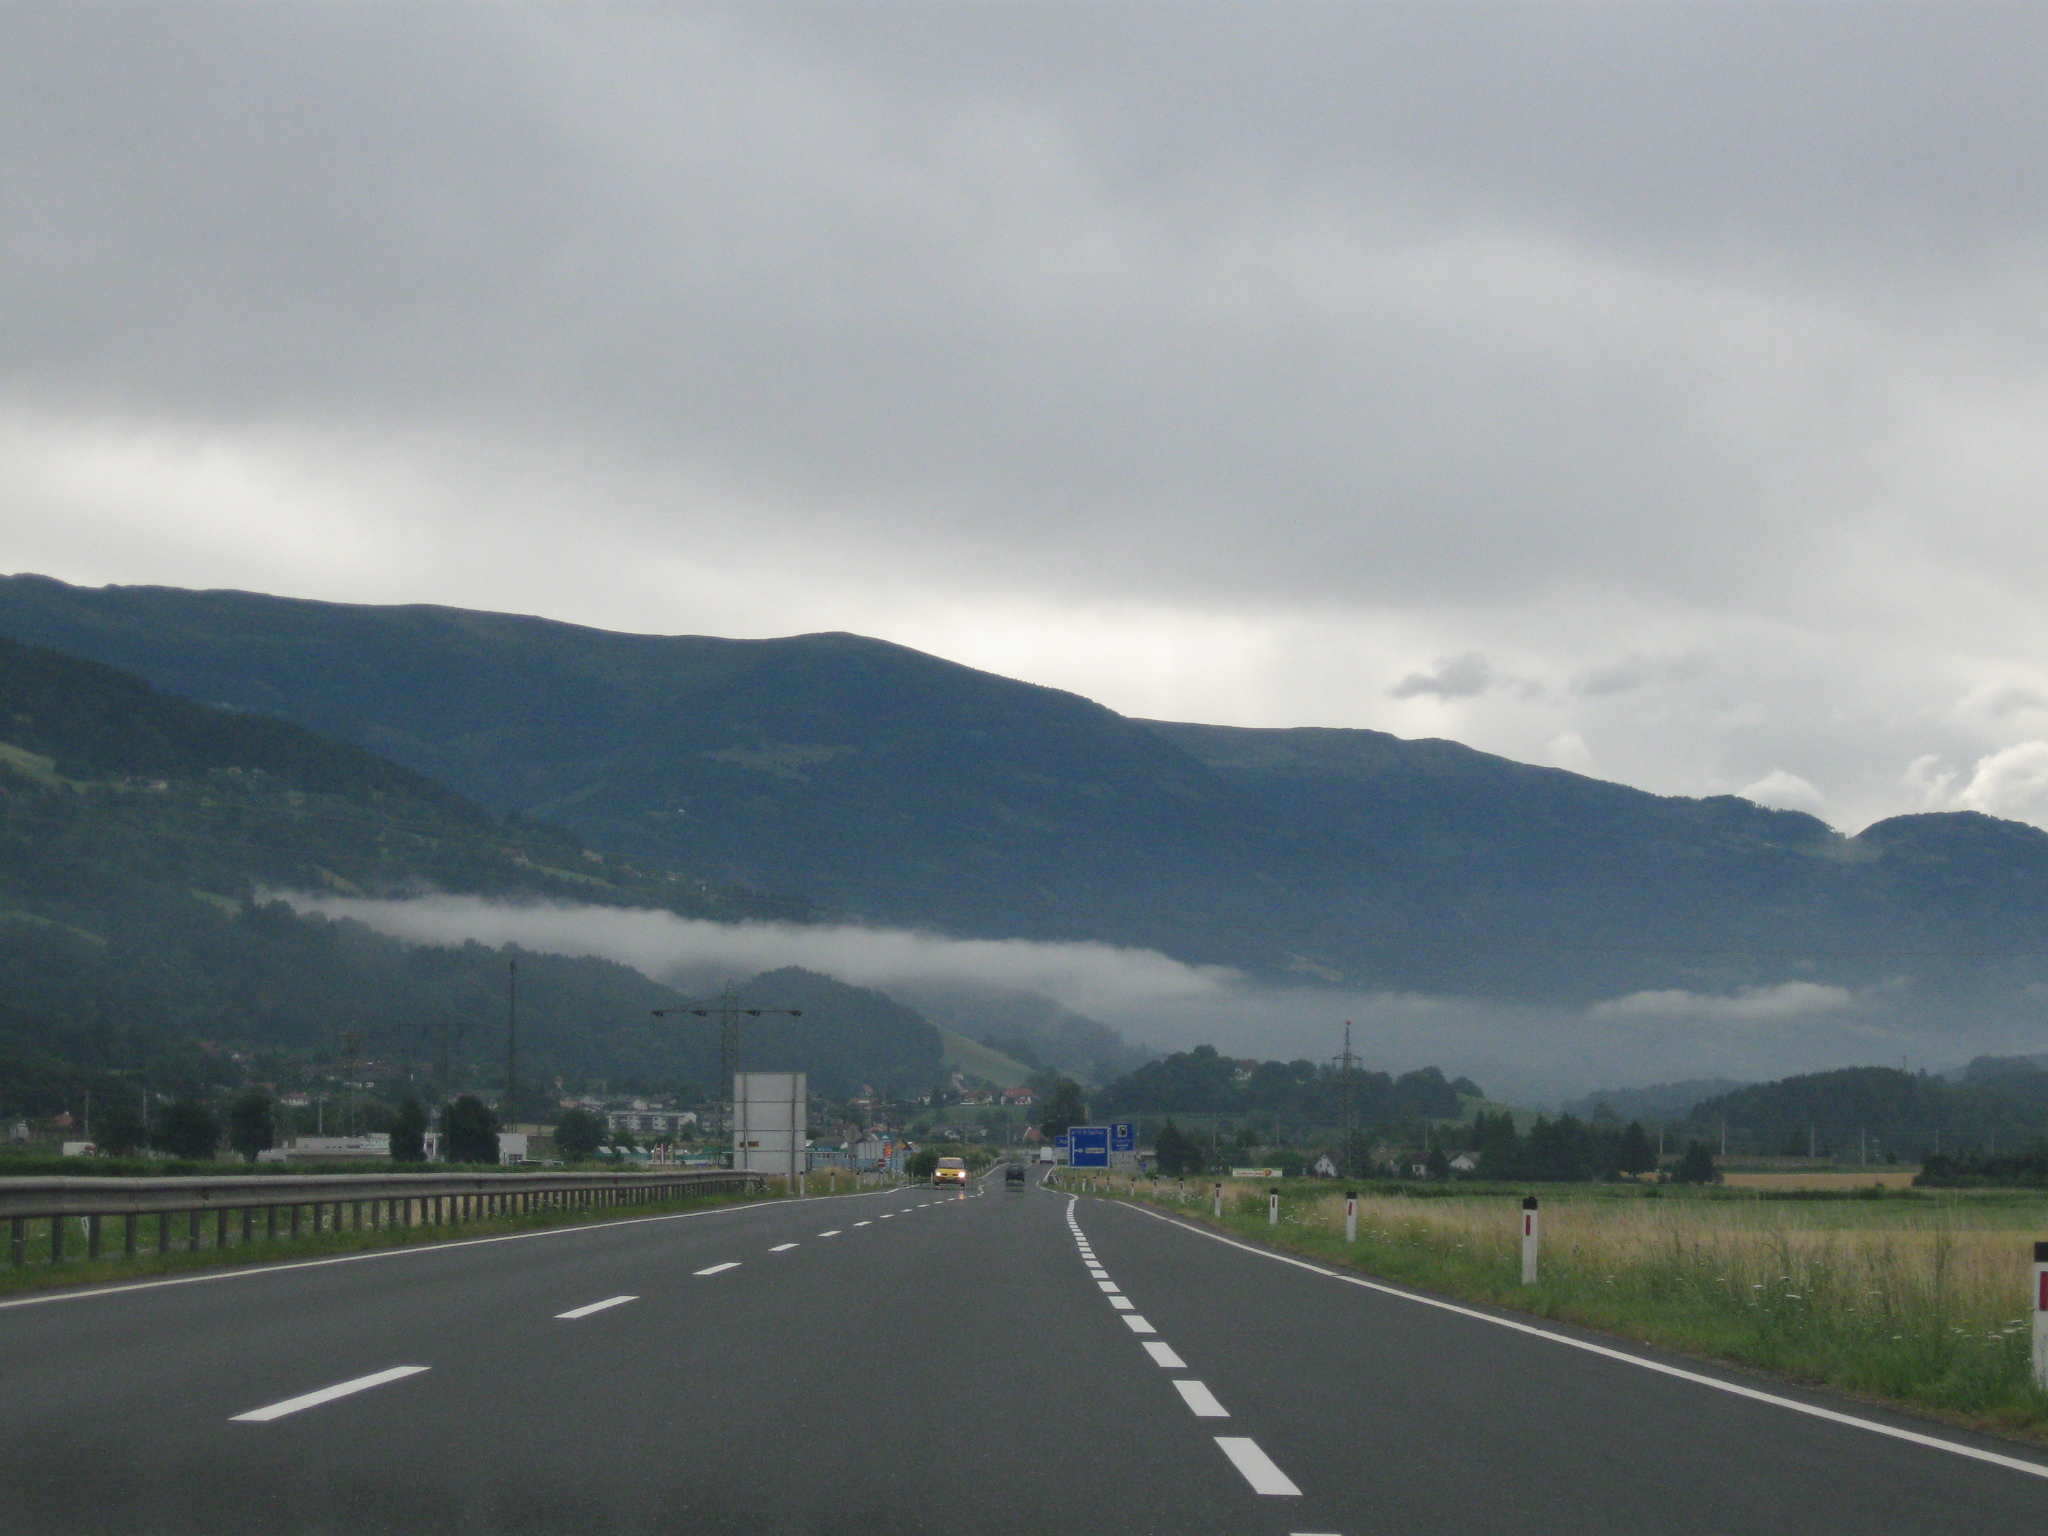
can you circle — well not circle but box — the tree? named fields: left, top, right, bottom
left=1675, top=1140, right=1720, bottom=1185
left=96, top=1095, right=148, bottom=1157
left=554, top=1107, right=606, bottom=1161
left=1037, top=1078, right=1087, bottom=1141
left=1154, top=1118, right=1203, bottom=1176
left=1424, top=1146, right=1450, bottom=1179
left=905, top=1148, right=939, bottom=1178
left=152, top=1098, right=219, bottom=1161
left=226, top=1090, right=275, bottom=1162
left=441, top=1094, right=500, bottom=1164
left=390, top=1098, right=428, bottom=1163
left=1617, top=1120, right=1657, bottom=1176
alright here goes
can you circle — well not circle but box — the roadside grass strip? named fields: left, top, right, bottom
left=232, top=1366, right=428, bottom=1422
left=555, top=1295, right=636, bottom=1319
left=1215, top=1436, right=1302, bottom=1496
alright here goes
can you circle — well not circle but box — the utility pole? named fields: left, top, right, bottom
left=652, top=983, right=802, bottom=1153
left=506, top=958, right=518, bottom=1125
left=1331, top=1021, right=1361, bottom=1178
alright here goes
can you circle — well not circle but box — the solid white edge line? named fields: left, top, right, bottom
left=231, top=1365, right=428, bottom=1422
left=694, top=1262, right=740, bottom=1276
left=0, top=1182, right=915, bottom=1314
left=1175, top=1379, right=1230, bottom=1418
left=1144, top=1341, right=1188, bottom=1368
left=1215, top=1435, right=1301, bottom=1495
left=555, top=1294, right=637, bottom=1319
left=1123, top=1201, right=2048, bottom=1483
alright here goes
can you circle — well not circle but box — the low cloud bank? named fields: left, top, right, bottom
left=280, top=893, right=1241, bottom=1019
left=1589, top=981, right=1854, bottom=1023
left=278, top=893, right=2028, bottom=1102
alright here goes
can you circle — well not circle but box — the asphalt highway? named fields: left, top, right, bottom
left=5, top=1171, right=2048, bottom=1534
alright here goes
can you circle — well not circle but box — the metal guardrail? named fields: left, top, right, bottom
left=2, top=1167, right=765, bottom=1268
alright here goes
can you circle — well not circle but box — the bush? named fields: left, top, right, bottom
left=441, top=1094, right=500, bottom=1164
left=905, top=1149, right=939, bottom=1178
left=390, top=1098, right=428, bottom=1163
left=555, top=1107, right=606, bottom=1160
left=152, top=1098, right=219, bottom=1161
left=226, top=1090, right=275, bottom=1162
left=1675, top=1140, right=1722, bottom=1185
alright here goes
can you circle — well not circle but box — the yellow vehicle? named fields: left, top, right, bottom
left=933, top=1156, right=969, bottom=1187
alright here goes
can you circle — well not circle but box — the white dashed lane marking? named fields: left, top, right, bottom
left=818, top=1230, right=842, bottom=1237
left=1122, top=1314, right=1157, bottom=1334
left=854, top=1221, right=872, bottom=1227
left=1097, top=1281, right=1121, bottom=1293
left=769, top=1243, right=798, bottom=1253
left=1216, top=1436, right=1302, bottom=1496
left=555, top=1295, right=637, bottom=1319
left=694, top=1262, right=740, bottom=1276
left=231, top=1366, right=429, bottom=1423
left=1109, top=1296, right=1136, bottom=1311
left=1174, top=1380, right=1230, bottom=1418
left=1143, top=1342, right=1187, bottom=1368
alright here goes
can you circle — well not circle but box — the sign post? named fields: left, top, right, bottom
left=1521, top=1196, right=1540, bottom=1285
left=2034, top=1241, right=2048, bottom=1389
left=1068, top=1126, right=1110, bottom=1170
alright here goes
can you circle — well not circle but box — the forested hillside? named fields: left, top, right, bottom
left=9, top=574, right=2048, bottom=1007
left=0, top=638, right=947, bottom=1117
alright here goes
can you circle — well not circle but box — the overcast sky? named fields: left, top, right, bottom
left=7, top=2, right=2048, bottom=833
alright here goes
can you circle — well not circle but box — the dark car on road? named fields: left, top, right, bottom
left=1004, top=1162, right=1026, bottom=1186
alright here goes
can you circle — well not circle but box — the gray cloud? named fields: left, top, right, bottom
left=1390, top=651, right=1494, bottom=700
left=6, top=5, right=2048, bottom=832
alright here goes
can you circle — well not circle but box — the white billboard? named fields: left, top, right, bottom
left=733, top=1071, right=807, bottom=1181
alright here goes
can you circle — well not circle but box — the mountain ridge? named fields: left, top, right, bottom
left=4, top=572, right=2046, bottom=1006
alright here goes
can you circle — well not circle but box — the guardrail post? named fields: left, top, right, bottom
left=157, top=1211, right=168, bottom=1255
left=124, top=1213, right=137, bottom=1259
left=266, top=1205, right=278, bottom=1241
left=88, top=1213, right=102, bottom=1260
left=215, top=1209, right=227, bottom=1249
left=1521, top=1196, right=1540, bottom=1285
left=9, top=1216, right=22, bottom=1266
left=2033, top=1241, right=2048, bottom=1390
left=50, top=1213, right=64, bottom=1262
left=241, top=1208, right=253, bottom=1245
left=188, top=1210, right=201, bottom=1253
left=1345, top=1191, right=1358, bottom=1243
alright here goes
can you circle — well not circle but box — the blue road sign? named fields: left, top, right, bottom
left=1055, top=1133, right=1070, bottom=1148
left=1111, top=1122, right=1135, bottom=1151
left=1069, top=1125, right=1110, bottom=1168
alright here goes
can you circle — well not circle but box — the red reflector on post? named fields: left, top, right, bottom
left=2038, top=1271, right=2048, bottom=1311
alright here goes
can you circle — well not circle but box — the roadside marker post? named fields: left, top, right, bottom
left=1345, top=1191, right=1358, bottom=1244
left=1521, top=1196, right=1540, bottom=1285
left=1213, top=1182, right=1223, bottom=1219
left=2033, top=1241, right=2048, bottom=1390
left=1268, top=1191, right=1279, bottom=1226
